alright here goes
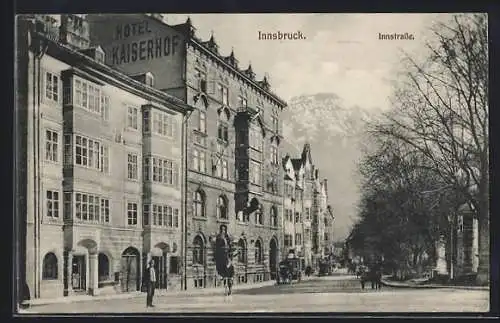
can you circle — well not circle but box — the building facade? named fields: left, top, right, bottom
left=282, top=144, right=334, bottom=271
left=15, top=15, right=192, bottom=301
left=86, top=14, right=287, bottom=289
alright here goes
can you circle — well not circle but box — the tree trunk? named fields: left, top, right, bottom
left=476, top=175, right=489, bottom=286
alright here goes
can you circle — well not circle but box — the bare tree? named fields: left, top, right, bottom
left=373, top=13, right=489, bottom=283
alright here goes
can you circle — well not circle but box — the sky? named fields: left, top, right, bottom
left=166, top=13, right=455, bottom=111
left=165, top=13, right=459, bottom=241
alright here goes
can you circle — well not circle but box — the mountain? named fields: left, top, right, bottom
left=281, top=93, right=383, bottom=242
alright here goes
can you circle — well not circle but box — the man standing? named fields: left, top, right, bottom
left=146, top=259, right=156, bottom=307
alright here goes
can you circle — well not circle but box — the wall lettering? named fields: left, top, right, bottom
left=111, top=35, right=181, bottom=65
left=111, top=21, right=181, bottom=65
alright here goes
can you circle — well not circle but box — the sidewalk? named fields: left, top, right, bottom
left=25, top=279, right=277, bottom=307
left=380, top=277, right=489, bottom=291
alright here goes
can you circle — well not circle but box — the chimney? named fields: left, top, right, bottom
left=59, top=14, right=90, bottom=50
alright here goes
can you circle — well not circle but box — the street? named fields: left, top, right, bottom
left=22, top=275, right=489, bottom=313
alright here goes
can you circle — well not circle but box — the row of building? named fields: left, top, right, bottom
left=15, top=14, right=336, bottom=302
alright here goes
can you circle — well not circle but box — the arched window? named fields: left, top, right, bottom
left=193, top=190, right=205, bottom=217
left=193, top=235, right=205, bottom=265
left=98, top=253, right=110, bottom=282
left=237, top=238, right=247, bottom=264
left=217, top=195, right=228, bottom=219
left=42, top=252, right=58, bottom=280
left=270, top=206, right=278, bottom=227
left=254, top=240, right=263, bottom=264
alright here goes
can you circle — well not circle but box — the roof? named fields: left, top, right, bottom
left=26, top=20, right=193, bottom=115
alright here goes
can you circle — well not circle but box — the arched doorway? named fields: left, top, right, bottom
left=98, top=253, right=110, bottom=284
left=121, top=247, right=140, bottom=292
left=151, top=243, right=170, bottom=290
left=269, top=238, right=278, bottom=279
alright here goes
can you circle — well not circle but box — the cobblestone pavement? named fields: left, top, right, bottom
left=20, top=276, right=489, bottom=314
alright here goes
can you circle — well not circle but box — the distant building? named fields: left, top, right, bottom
left=282, top=144, right=333, bottom=271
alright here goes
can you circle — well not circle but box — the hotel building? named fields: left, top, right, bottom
left=15, top=14, right=192, bottom=301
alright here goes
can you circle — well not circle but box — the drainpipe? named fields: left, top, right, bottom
left=33, top=31, right=48, bottom=299
left=182, top=109, right=193, bottom=291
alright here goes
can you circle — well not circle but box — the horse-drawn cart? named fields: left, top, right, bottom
left=276, top=257, right=302, bottom=284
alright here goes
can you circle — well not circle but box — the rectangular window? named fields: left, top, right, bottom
left=249, top=127, right=262, bottom=151
left=127, top=106, right=138, bottom=130
left=100, top=198, right=110, bottom=223
left=73, top=78, right=101, bottom=114
left=145, top=156, right=178, bottom=187
left=88, top=85, right=101, bottom=114
left=46, top=190, right=59, bottom=218
left=101, top=95, right=110, bottom=121
left=218, top=84, right=229, bottom=105
left=198, top=110, right=206, bottom=133
left=192, top=150, right=206, bottom=173
left=100, top=145, right=109, bottom=174
left=74, top=192, right=100, bottom=222
left=250, top=161, right=261, bottom=186
left=295, top=233, right=302, bottom=245
left=75, top=135, right=101, bottom=170
left=149, top=204, right=178, bottom=228
left=127, top=153, right=138, bottom=180
left=45, top=72, right=59, bottom=102
left=217, top=122, right=229, bottom=143
left=45, top=130, right=59, bottom=162
left=152, top=110, right=176, bottom=137
left=127, top=202, right=138, bottom=226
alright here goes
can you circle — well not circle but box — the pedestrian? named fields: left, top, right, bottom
left=146, top=259, right=156, bottom=307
